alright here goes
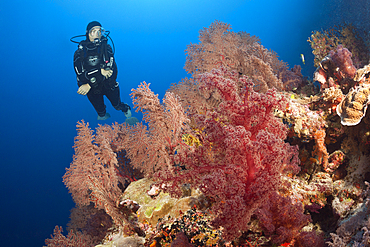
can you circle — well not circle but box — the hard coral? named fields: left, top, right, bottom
left=336, top=83, right=370, bottom=126
left=325, top=150, right=347, bottom=173
left=143, top=206, right=223, bottom=247
left=276, top=96, right=326, bottom=140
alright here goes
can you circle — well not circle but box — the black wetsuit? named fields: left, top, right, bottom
left=73, top=37, right=129, bottom=117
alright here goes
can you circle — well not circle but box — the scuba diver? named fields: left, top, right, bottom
left=72, top=21, right=132, bottom=120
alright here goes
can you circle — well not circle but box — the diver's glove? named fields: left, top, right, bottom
left=77, top=84, right=91, bottom=95
left=101, top=68, right=113, bottom=79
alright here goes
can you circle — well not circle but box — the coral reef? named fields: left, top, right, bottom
left=119, top=178, right=209, bottom=227
left=328, top=181, right=370, bottom=246
left=44, top=226, right=92, bottom=247
left=67, top=205, right=113, bottom=245
left=143, top=206, right=222, bottom=246
left=313, top=45, right=357, bottom=92
left=46, top=21, right=370, bottom=247
left=308, top=23, right=370, bottom=68
left=96, top=233, right=145, bottom=247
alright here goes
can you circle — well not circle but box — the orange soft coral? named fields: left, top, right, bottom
left=312, top=129, right=329, bottom=169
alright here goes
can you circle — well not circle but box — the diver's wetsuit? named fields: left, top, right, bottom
left=73, top=38, right=129, bottom=117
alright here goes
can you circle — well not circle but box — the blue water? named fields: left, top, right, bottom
left=0, top=0, right=367, bottom=246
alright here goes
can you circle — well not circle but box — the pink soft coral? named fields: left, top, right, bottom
left=44, top=226, right=91, bottom=247
left=124, top=81, right=190, bottom=182
left=184, top=20, right=286, bottom=92
left=62, top=121, right=131, bottom=228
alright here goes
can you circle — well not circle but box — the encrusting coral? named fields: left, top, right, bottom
left=336, top=83, right=370, bottom=126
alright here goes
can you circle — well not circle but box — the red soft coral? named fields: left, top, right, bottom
left=155, top=67, right=300, bottom=240
left=255, top=192, right=311, bottom=245
left=170, top=232, right=194, bottom=247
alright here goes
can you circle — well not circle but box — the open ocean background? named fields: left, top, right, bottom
left=1, top=0, right=369, bottom=246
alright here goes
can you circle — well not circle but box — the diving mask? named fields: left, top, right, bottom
left=89, top=27, right=105, bottom=39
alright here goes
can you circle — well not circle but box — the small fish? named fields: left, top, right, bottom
left=301, top=54, right=305, bottom=64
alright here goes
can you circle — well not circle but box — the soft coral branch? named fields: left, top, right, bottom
left=44, top=225, right=91, bottom=247
left=63, top=121, right=129, bottom=228
left=126, top=81, right=190, bottom=180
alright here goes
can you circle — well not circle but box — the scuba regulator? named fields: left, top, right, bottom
left=70, top=29, right=115, bottom=56
left=71, top=29, right=116, bottom=87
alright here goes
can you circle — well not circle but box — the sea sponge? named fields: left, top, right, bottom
left=336, top=84, right=370, bottom=126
